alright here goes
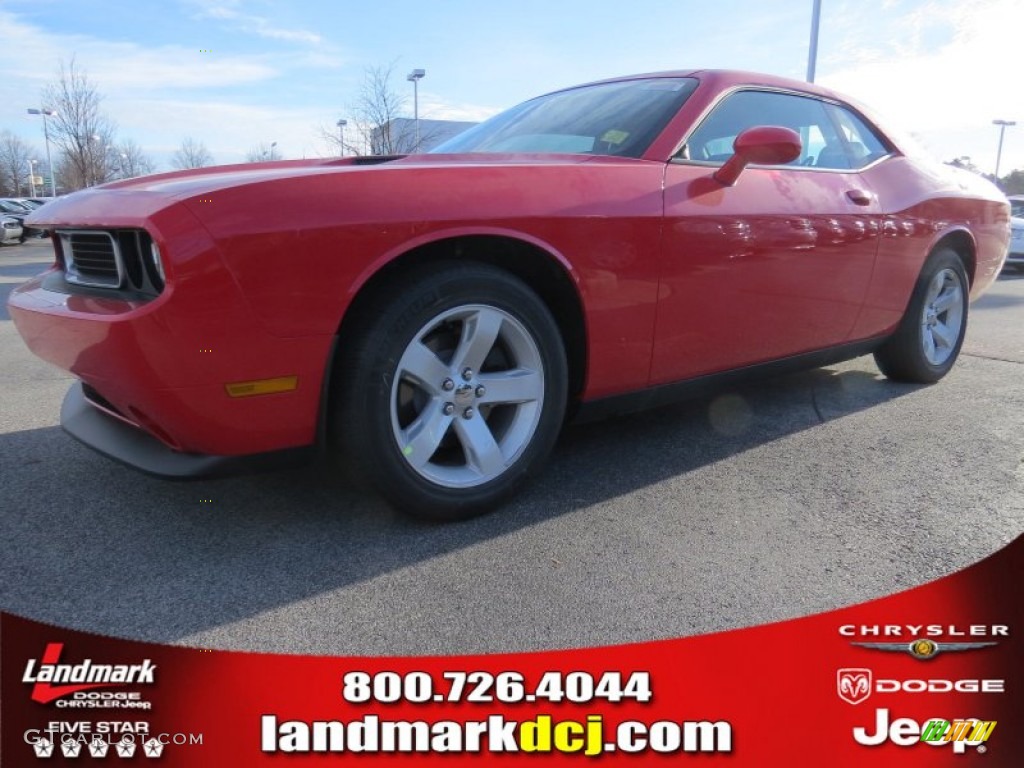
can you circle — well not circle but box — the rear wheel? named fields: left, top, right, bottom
left=334, top=263, right=567, bottom=520
left=874, top=248, right=968, bottom=383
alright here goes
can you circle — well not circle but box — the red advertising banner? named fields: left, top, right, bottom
left=2, top=535, right=1020, bottom=765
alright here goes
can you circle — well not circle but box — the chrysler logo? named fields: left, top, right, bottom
left=837, top=668, right=872, bottom=705
left=850, top=639, right=996, bottom=660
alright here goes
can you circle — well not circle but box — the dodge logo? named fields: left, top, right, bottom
left=838, top=668, right=872, bottom=705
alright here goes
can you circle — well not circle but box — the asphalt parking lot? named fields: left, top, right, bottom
left=1, top=239, right=1022, bottom=656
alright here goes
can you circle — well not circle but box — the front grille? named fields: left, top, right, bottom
left=60, top=231, right=121, bottom=288
left=56, top=229, right=164, bottom=297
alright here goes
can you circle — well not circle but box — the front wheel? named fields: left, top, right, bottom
left=334, top=263, right=568, bottom=520
left=874, top=248, right=969, bottom=383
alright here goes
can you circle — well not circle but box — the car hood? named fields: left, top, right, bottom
left=25, top=153, right=603, bottom=229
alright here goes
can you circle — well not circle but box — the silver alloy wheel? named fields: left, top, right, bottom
left=920, top=267, right=964, bottom=366
left=389, top=304, right=545, bottom=489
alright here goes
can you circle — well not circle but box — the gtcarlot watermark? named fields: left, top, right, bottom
left=24, top=726, right=204, bottom=759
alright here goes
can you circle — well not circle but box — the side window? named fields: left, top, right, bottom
left=681, top=90, right=851, bottom=169
left=825, top=104, right=891, bottom=168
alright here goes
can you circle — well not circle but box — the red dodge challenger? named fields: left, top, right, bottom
left=10, top=70, right=1010, bottom=520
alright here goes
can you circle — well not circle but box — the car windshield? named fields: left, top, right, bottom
left=430, top=77, right=698, bottom=159
left=1, top=200, right=30, bottom=213
left=1011, top=200, right=1024, bottom=218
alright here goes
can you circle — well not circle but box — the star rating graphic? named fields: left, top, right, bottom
left=61, top=739, right=83, bottom=757
left=31, top=730, right=179, bottom=760
left=89, top=736, right=111, bottom=757
left=115, top=737, right=137, bottom=758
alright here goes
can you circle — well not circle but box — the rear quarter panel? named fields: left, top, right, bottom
left=851, top=156, right=1008, bottom=339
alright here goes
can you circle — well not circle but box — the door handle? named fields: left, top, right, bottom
left=846, top=189, right=875, bottom=206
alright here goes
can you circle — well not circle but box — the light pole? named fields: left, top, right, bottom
left=807, top=0, right=822, bottom=83
left=407, top=68, right=426, bottom=151
left=993, top=119, right=1017, bottom=181
left=27, top=107, right=58, bottom=197
left=29, top=159, right=38, bottom=197
left=336, top=119, right=347, bottom=157
left=270, top=141, right=278, bottom=161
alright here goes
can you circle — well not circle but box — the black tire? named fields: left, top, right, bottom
left=333, top=262, right=568, bottom=521
left=874, top=248, right=969, bottom=383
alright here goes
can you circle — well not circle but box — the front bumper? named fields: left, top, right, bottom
left=62, top=382, right=315, bottom=478
left=7, top=188, right=338, bottom=461
left=10, top=267, right=331, bottom=456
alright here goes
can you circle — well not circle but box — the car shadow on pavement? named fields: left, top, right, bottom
left=0, top=363, right=918, bottom=649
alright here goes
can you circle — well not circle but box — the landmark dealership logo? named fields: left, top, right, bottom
left=22, top=643, right=157, bottom=704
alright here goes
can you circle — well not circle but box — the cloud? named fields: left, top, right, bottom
left=0, top=9, right=278, bottom=92
left=108, top=98, right=332, bottom=164
left=417, top=95, right=500, bottom=124
left=819, top=0, right=1022, bottom=171
left=0, top=6, right=349, bottom=170
left=188, top=1, right=322, bottom=45
left=111, top=97, right=395, bottom=166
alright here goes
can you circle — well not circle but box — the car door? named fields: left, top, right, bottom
left=651, top=89, right=884, bottom=385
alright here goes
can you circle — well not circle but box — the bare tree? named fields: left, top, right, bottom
left=245, top=142, right=281, bottom=162
left=41, top=58, right=117, bottom=190
left=53, top=153, right=80, bottom=194
left=313, top=64, right=445, bottom=158
left=112, top=139, right=156, bottom=179
left=351, top=64, right=417, bottom=155
left=0, top=131, right=36, bottom=196
left=316, top=121, right=362, bottom=158
left=172, top=137, right=214, bottom=170
left=346, top=64, right=447, bottom=155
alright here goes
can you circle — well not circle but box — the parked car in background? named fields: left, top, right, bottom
left=1, top=215, right=24, bottom=245
left=12, top=198, right=46, bottom=210
left=1008, top=221, right=1024, bottom=269
left=9, top=69, right=1011, bottom=520
left=0, top=199, right=31, bottom=216
left=1008, top=195, right=1024, bottom=270
left=0, top=200, right=31, bottom=243
left=0, top=198, right=45, bottom=239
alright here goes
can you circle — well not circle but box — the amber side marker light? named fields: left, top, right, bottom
left=225, top=376, right=298, bottom=398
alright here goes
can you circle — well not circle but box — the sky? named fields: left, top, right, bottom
left=0, top=0, right=1021, bottom=174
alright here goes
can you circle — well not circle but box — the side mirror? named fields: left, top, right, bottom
left=713, top=126, right=802, bottom=187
